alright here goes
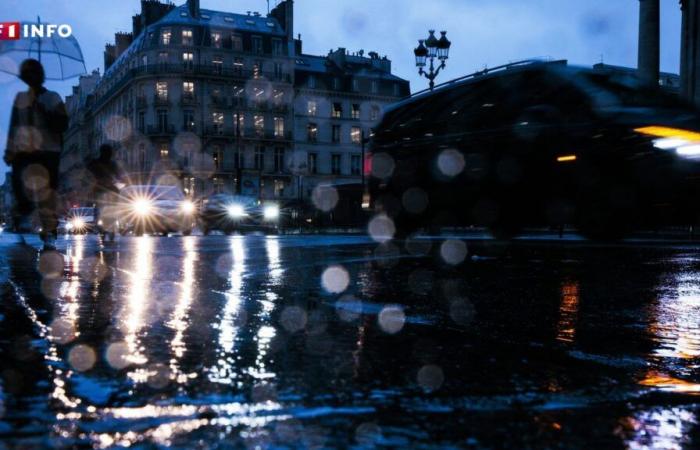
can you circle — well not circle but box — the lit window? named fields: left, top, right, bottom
left=307, top=123, right=318, bottom=142
left=333, top=103, right=343, bottom=119
left=212, top=56, right=223, bottom=74
left=352, top=104, right=360, bottom=119
left=233, top=57, right=244, bottom=74
left=211, top=31, right=222, bottom=48
left=211, top=112, right=224, bottom=134
left=182, top=29, right=193, bottom=46
left=351, top=126, right=362, bottom=144
left=274, top=117, right=284, bottom=137
left=156, top=81, right=168, bottom=100
left=254, top=115, right=264, bottom=136
left=160, top=29, right=171, bottom=45
left=183, top=81, right=194, bottom=98
left=233, top=113, right=244, bottom=136
left=160, top=143, right=169, bottom=158
left=182, top=52, right=193, bottom=68
left=307, top=100, right=317, bottom=116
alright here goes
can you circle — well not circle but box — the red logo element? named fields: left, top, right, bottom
left=0, top=22, right=20, bottom=40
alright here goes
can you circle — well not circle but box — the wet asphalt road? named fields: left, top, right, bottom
left=1, top=232, right=700, bottom=449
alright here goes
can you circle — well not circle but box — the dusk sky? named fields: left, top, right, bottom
left=0, top=0, right=684, bottom=183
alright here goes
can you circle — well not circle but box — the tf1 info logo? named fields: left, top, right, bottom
left=0, top=22, right=73, bottom=40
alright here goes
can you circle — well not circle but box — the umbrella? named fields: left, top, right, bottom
left=0, top=16, right=87, bottom=81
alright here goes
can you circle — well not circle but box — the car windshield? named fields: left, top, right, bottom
left=123, top=185, right=184, bottom=201
left=573, top=70, right=687, bottom=109
left=70, top=208, right=95, bottom=216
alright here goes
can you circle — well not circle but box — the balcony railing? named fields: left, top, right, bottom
left=153, top=95, right=170, bottom=106
left=93, top=63, right=292, bottom=111
left=179, top=95, right=197, bottom=106
left=146, top=124, right=176, bottom=135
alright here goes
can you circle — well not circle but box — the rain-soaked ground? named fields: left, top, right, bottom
left=2, top=232, right=700, bottom=449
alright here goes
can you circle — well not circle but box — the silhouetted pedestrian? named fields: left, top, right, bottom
left=4, top=59, right=68, bottom=249
left=86, top=143, right=125, bottom=239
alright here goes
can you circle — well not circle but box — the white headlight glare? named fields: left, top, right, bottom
left=264, top=205, right=280, bottom=220
left=653, top=138, right=690, bottom=150
left=182, top=200, right=195, bottom=214
left=676, top=144, right=700, bottom=158
left=652, top=138, right=700, bottom=160
left=73, top=218, right=85, bottom=229
left=133, top=198, right=152, bottom=216
left=227, top=204, right=247, bottom=218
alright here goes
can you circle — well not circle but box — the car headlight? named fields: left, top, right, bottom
left=73, top=218, right=85, bottom=229
left=98, top=219, right=104, bottom=226
left=227, top=204, right=247, bottom=218
left=263, top=204, right=280, bottom=221
left=181, top=200, right=196, bottom=214
left=636, top=126, right=700, bottom=160
left=132, top=198, right=153, bottom=216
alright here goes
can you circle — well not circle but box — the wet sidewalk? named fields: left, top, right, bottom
left=1, top=233, right=700, bottom=448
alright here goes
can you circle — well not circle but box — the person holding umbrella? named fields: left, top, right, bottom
left=4, top=58, right=68, bottom=249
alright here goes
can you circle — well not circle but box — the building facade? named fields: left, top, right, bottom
left=63, top=0, right=410, bottom=204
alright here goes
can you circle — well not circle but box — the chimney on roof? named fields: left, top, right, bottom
left=270, top=0, right=294, bottom=55
left=115, top=32, right=133, bottom=58
left=187, top=0, right=200, bottom=18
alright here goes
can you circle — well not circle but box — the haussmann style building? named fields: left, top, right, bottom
left=62, top=0, right=410, bottom=206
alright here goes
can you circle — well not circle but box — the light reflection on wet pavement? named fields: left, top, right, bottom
left=2, top=234, right=700, bottom=448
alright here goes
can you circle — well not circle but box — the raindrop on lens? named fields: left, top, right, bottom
left=147, top=363, right=171, bottom=389
left=374, top=242, right=400, bottom=268
left=370, top=153, right=395, bottom=180
left=355, top=422, right=382, bottom=446
left=336, top=295, right=362, bottom=322
left=49, top=318, right=76, bottom=344
left=440, top=240, right=468, bottom=265
left=378, top=305, right=405, bottom=334
left=280, top=306, right=307, bottom=333
left=321, top=265, right=350, bottom=294
left=437, top=149, right=465, bottom=178
left=105, top=342, right=131, bottom=370
left=38, top=251, right=64, bottom=279
left=417, top=365, right=445, bottom=392
left=405, top=234, right=432, bottom=256
left=402, top=188, right=429, bottom=214
left=368, top=214, right=395, bottom=243
left=450, top=298, right=475, bottom=326
left=68, top=344, right=96, bottom=372
left=312, top=185, right=339, bottom=212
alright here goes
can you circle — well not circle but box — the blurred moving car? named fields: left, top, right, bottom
left=369, top=60, right=700, bottom=239
left=200, top=194, right=281, bottom=234
left=62, top=207, right=97, bottom=235
left=120, top=185, right=196, bottom=236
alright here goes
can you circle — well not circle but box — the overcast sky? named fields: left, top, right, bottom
left=0, top=0, right=684, bottom=183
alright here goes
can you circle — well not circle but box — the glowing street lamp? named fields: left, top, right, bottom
left=414, top=30, right=451, bottom=90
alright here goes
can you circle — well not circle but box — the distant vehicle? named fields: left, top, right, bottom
left=120, top=185, right=197, bottom=236
left=369, top=60, right=700, bottom=239
left=63, top=207, right=97, bottom=235
left=199, top=194, right=281, bottom=235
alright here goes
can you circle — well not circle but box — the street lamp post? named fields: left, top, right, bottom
left=414, top=30, right=451, bottom=90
